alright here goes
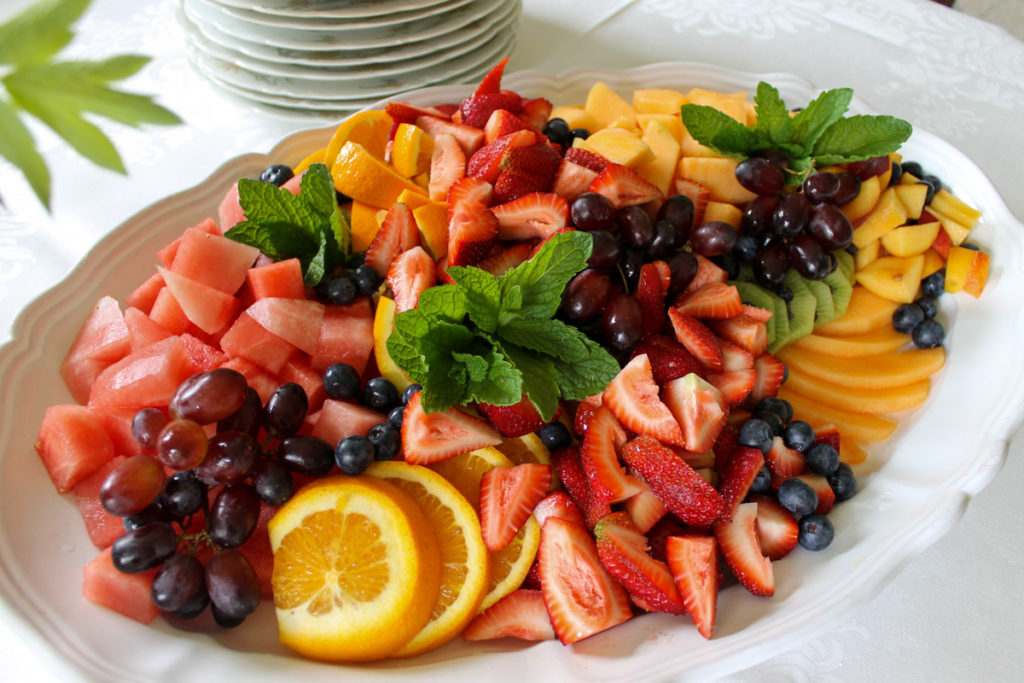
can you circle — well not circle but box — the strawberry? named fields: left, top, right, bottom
left=719, top=339, right=754, bottom=371
left=750, top=352, right=787, bottom=404
left=682, top=253, right=729, bottom=295
left=713, top=501, right=774, bottom=596
left=491, top=192, right=570, bottom=241
left=706, top=368, right=757, bottom=408
left=363, top=201, right=421, bottom=277
left=665, top=535, right=718, bottom=639
left=517, top=96, right=553, bottom=131
left=588, top=163, right=662, bottom=208
left=484, top=107, right=531, bottom=143
left=796, top=473, right=836, bottom=514
left=477, top=394, right=548, bottom=437
left=477, top=241, right=535, bottom=276
left=674, top=282, right=744, bottom=318
left=668, top=309, right=723, bottom=372
left=673, top=178, right=710, bottom=225
left=564, top=146, right=610, bottom=173
left=447, top=200, right=498, bottom=267
left=533, top=491, right=585, bottom=529
left=538, top=516, right=633, bottom=645
left=717, top=446, right=765, bottom=520
left=435, top=253, right=455, bottom=285
left=480, top=463, right=551, bottom=551
left=461, top=589, right=555, bottom=642
left=709, top=315, right=768, bottom=356
left=492, top=143, right=562, bottom=204
left=493, top=169, right=551, bottom=205
left=624, top=479, right=668, bottom=533
left=446, top=176, right=494, bottom=217
left=750, top=495, right=799, bottom=560
left=427, top=132, right=467, bottom=202
left=594, top=512, right=686, bottom=615
left=646, top=517, right=688, bottom=563
left=386, top=246, right=435, bottom=312
left=459, top=91, right=523, bottom=129
left=385, top=101, right=450, bottom=130
left=473, top=57, right=509, bottom=95
left=662, top=373, right=728, bottom=453
left=401, top=390, right=502, bottom=464
left=552, top=159, right=599, bottom=201
left=620, top=435, right=725, bottom=528
left=630, top=334, right=701, bottom=385
left=466, top=129, right=537, bottom=183
left=573, top=394, right=602, bottom=438
left=636, top=262, right=666, bottom=338
left=740, top=303, right=774, bottom=324
left=550, top=445, right=611, bottom=529
left=415, top=115, right=485, bottom=156
left=814, top=424, right=841, bottom=453
left=602, top=354, right=685, bottom=446
left=766, top=435, right=805, bottom=479
left=579, top=405, right=640, bottom=503
left=712, top=423, right=740, bottom=475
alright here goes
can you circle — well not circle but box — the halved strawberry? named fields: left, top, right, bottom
left=673, top=178, right=710, bottom=225
left=602, top=354, right=684, bottom=446
left=447, top=200, right=498, bottom=267
left=564, top=146, right=610, bottom=173
left=750, top=352, right=787, bottom=404
left=473, top=56, right=509, bottom=95
left=551, top=445, right=611, bottom=529
left=460, top=91, right=523, bottom=129
left=477, top=394, right=549, bottom=438
left=401, top=390, right=502, bottom=464
left=386, top=246, right=435, bottom=312
left=766, top=435, right=805, bottom=479
left=620, top=435, right=725, bottom=528
left=712, top=423, right=740, bottom=475
left=682, top=253, right=729, bottom=295
left=706, top=368, right=757, bottom=408
left=624, top=478, right=667, bottom=533
left=636, top=262, right=666, bottom=338
left=491, top=192, right=569, bottom=241
left=364, top=202, right=421, bottom=277
left=814, top=424, right=841, bottom=453
left=552, top=159, right=599, bottom=201
left=579, top=405, right=640, bottom=503
left=665, top=535, right=718, bottom=639
left=480, top=463, right=551, bottom=551
left=477, top=241, right=535, bottom=276
left=447, top=176, right=494, bottom=216
left=674, top=282, right=744, bottom=318
left=662, top=373, right=728, bottom=453
left=427, top=132, right=467, bottom=202
left=588, top=163, right=662, bottom=208
left=415, top=115, right=485, bottom=155
left=719, top=339, right=754, bottom=371
left=533, top=491, right=585, bottom=529
left=538, top=516, right=634, bottom=644
left=646, top=517, right=687, bottom=563
left=594, top=512, right=686, bottom=615
left=517, top=96, right=553, bottom=131
left=741, top=303, right=774, bottom=324
left=385, top=101, right=450, bottom=129
left=713, top=501, right=774, bottom=596
left=572, top=393, right=602, bottom=438
left=467, top=129, right=537, bottom=183
left=461, top=589, right=555, bottom=642
left=717, top=446, right=765, bottom=520
left=630, top=334, right=702, bottom=385
left=709, top=315, right=768, bottom=356
left=668, top=309, right=723, bottom=372
left=484, top=107, right=532, bottom=143
left=750, top=495, right=799, bottom=560
left=796, top=473, right=836, bottom=514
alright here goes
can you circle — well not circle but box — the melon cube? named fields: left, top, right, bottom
left=148, top=286, right=191, bottom=335
left=36, top=404, right=116, bottom=493
left=180, top=332, right=228, bottom=376
left=219, top=312, right=295, bottom=375
left=170, top=227, right=259, bottom=295
left=157, top=266, right=241, bottom=336
left=245, top=297, right=325, bottom=356
left=82, top=548, right=161, bottom=624
left=220, top=357, right=278, bottom=405
left=123, top=307, right=173, bottom=352
left=280, top=356, right=327, bottom=413
left=218, top=183, right=245, bottom=232
left=125, top=272, right=164, bottom=315
left=88, top=336, right=191, bottom=410
left=73, top=456, right=128, bottom=548
left=247, top=258, right=305, bottom=300
left=60, top=297, right=131, bottom=403
left=311, top=302, right=374, bottom=374
left=157, top=217, right=220, bottom=266
left=310, top=399, right=386, bottom=447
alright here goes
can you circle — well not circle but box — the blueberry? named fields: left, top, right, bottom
left=367, top=423, right=401, bottom=461
left=538, top=421, right=572, bottom=451
left=325, top=276, right=357, bottom=306
left=542, top=117, right=573, bottom=147
left=916, top=178, right=938, bottom=205
left=335, top=435, right=375, bottom=475
left=401, top=383, right=423, bottom=405
left=754, top=397, right=794, bottom=425
left=798, top=513, right=834, bottom=550
left=749, top=466, right=773, bottom=495
left=828, top=462, right=857, bottom=501
left=912, top=318, right=945, bottom=348
left=804, top=442, right=840, bottom=477
left=915, top=296, right=938, bottom=320
left=888, top=161, right=903, bottom=187
left=734, top=233, right=759, bottom=262
left=571, top=127, right=590, bottom=141
left=892, top=303, right=925, bottom=334
left=901, top=161, right=924, bottom=178
left=777, top=478, right=818, bottom=516
left=362, top=376, right=399, bottom=413
left=753, top=410, right=785, bottom=437
left=783, top=420, right=816, bottom=452
left=961, top=242, right=981, bottom=252
left=259, top=163, right=293, bottom=186
left=353, top=263, right=382, bottom=296
left=387, top=405, right=405, bottom=429
left=920, top=269, right=945, bottom=298
left=323, top=363, right=361, bottom=401
left=738, top=418, right=774, bottom=454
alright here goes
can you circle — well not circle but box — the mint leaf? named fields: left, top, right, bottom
left=788, top=87, right=853, bottom=154
left=458, top=347, right=522, bottom=407
left=416, top=284, right=467, bottom=323
left=500, top=230, right=591, bottom=319
left=812, top=115, right=913, bottom=165
left=0, top=97, right=50, bottom=207
left=553, top=334, right=621, bottom=401
left=752, top=81, right=793, bottom=147
left=680, top=104, right=759, bottom=157
left=0, top=0, right=89, bottom=66
left=498, top=341, right=560, bottom=421
left=447, top=265, right=502, bottom=332
left=386, top=329, right=428, bottom=384
left=498, top=317, right=588, bottom=362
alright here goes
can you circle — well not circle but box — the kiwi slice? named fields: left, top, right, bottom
left=769, top=269, right=817, bottom=353
left=823, top=266, right=854, bottom=320
left=732, top=280, right=778, bottom=344
left=768, top=287, right=791, bottom=352
left=804, top=276, right=837, bottom=327
left=834, top=248, right=855, bottom=283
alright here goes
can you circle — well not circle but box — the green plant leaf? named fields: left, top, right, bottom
left=0, top=0, right=89, bottom=66
left=812, top=115, right=913, bottom=165
left=752, top=81, right=793, bottom=147
left=499, top=230, right=592, bottom=319
left=680, top=103, right=759, bottom=157
left=788, top=87, right=853, bottom=153
left=0, top=97, right=50, bottom=207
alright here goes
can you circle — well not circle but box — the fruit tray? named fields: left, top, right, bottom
left=2, top=62, right=1024, bottom=682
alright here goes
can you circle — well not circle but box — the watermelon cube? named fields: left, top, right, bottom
left=310, top=399, right=385, bottom=447
left=96, top=405, right=146, bottom=459
left=219, top=312, right=295, bottom=375
left=82, top=548, right=161, bottom=624
left=247, top=258, right=305, bottom=300
left=35, top=404, right=116, bottom=493
left=73, top=456, right=128, bottom=548
left=170, top=226, right=259, bottom=295
left=217, top=183, right=245, bottom=232
left=60, top=297, right=131, bottom=403
left=310, top=302, right=374, bottom=374
left=238, top=502, right=278, bottom=599
left=220, top=357, right=278, bottom=404
left=148, top=286, right=191, bottom=335
left=245, top=297, right=325, bottom=356
left=125, top=271, right=164, bottom=315
left=157, top=266, right=241, bottom=336
left=157, top=217, right=220, bottom=266
left=279, top=356, right=327, bottom=413
left=180, top=332, right=228, bottom=376
left=88, top=336, right=191, bottom=410
left=124, top=307, right=173, bottom=352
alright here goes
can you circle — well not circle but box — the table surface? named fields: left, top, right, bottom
left=2, top=0, right=1023, bottom=680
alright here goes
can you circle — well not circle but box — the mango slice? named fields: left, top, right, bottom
left=811, top=285, right=900, bottom=337
left=784, top=367, right=931, bottom=415
left=777, top=387, right=898, bottom=443
left=775, top=345, right=945, bottom=390
left=791, top=326, right=910, bottom=358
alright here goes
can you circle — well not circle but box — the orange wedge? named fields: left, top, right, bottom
left=332, top=141, right=427, bottom=208
left=391, top=123, right=434, bottom=178
left=325, top=109, right=393, bottom=167
left=372, top=296, right=411, bottom=393
left=294, top=147, right=326, bottom=174
left=349, top=200, right=383, bottom=253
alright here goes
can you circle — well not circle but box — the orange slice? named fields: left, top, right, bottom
left=391, top=123, right=434, bottom=178
left=372, top=295, right=411, bottom=392
left=496, top=433, right=552, bottom=467
left=325, top=109, right=393, bottom=167
left=331, top=141, right=426, bottom=208
left=294, top=147, right=326, bottom=174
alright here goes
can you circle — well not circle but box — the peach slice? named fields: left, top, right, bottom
left=777, top=387, right=898, bottom=443
left=880, top=221, right=941, bottom=257
left=678, top=157, right=757, bottom=205
left=813, top=285, right=901, bottom=336
left=930, top=188, right=982, bottom=228
left=775, top=345, right=945, bottom=390
left=855, top=254, right=925, bottom=303
left=783, top=367, right=931, bottom=415
left=791, top=326, right=910, bottom=358
left=893, top=183, right=928, bottom=221
left=852, top=187, right=908, bottom=248
left=841, top=175, right=881, bottom=223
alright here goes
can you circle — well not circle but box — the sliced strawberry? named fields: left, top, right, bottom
left=719, top=339, right=754, bottom=371
left=674, top=282, right=744, bottom=318
left=579, top=405, right=640, bottom=503
left=460, top=91, right=524, bottom=129
left=447, top=200, right=498, bottom=267
left=385, top=101, right=450, bottom=129
left=491, top=192, right=569, bottom=241
left=588, top=163, right=662, bottom=208
left=494, top=169, right=552, bottom=205
left=740, top=303, right=774, bottom=324
left=766, top=435, right=805, bottom=479
left=620, top=435, right=725, bottom=528
left=717, top=446, right=765, bottom=520
left=435, top=253, right=455, bottom=285
left=552, top=159, right=599, bottom=202
left=492, top=143, right=562, bottom=203
left=533, top=491, right=585, bottom=529
left=709, top=315, right=768, bottom=356
left=646, top=517, right=687, bottom=563
left=662, top=373, right=728, bottom=453
left=415, top=115, right=485, bottom=156
left=447, top=176, right=494, bottom=217
left=750, top=495, right=799, bottom=560
left=386, top=246, right=435, bottom=312
left=630, top=334, right=702, bottom=385
left=653, top=259, right=672, bottom=292
left=814, top=424, right=841, bottom=453
left=480, top=463, right=551, bottom=551
left=572, top=394, right=602, bottom=439
left=713, top=501, right=774, bottom=596
left=401, top=390, right=502, bottom=464
left=796, top=473, right=836, bottom=514
left=624, top=478, right=667, bottom=533
left=668, top=309, right=723, bottom=372
left=484, top=107, right=532, bottom=143
left=474, top=56, right=509, bottom=95
left=427, top=132, right=467, bottom=202
left=462, top=589, right=555, bottom=642
left=673, top=178, right=710, bottom=225
left=550, top=445, right=611, bottom=529
left=564, top=146, right=610, bottom=173
left=682, top=253, right=729, bottom=295
left=665, top=535, right=718, bottom=639
left=602, top=354, right=684, bottom=446
left=517, top=96, right=553, bottom=131
left=477, top=394, right=548, bottom=437
left=594, top=512, right=686, bottom=615
left=706, top=368, right=757, bottom=408
left=750, top=352, right=788, bottom=404
left=712, top=423, right=740, bottom=475
left=477, top=241, right=535, bottom=276
left=466, top=129, right=537, bottom=183
left=364, top=202, right=421, bottom=277
left=636, top=262, right=666, bottom=338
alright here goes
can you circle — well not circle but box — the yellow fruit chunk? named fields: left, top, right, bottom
left=325, top=110, right=394, bottom=167
left=584, top=81, right=637, bottom=129
left=349, top=201, right=383, bottom=253
left=549, top=105, right=598, bottom=132
left=268, top=475, right=441, bottom=662
left=395, top=187, right=433, bottom=210
left=637, top=113, right=684, bottom=142
left=638, top=119, right=681, bottom=195
left=703, top=200, right=742, bottom=229
left=893, top=183, right=928, bottom=220
left=855, top=254, right=924, bottom=303
left=784, top=366, right=931, bottom=414
left=605, top=115, right=640, bottom=133
left=391, top=123, right=434, bottom=178
left=575, top=128, right=653, bottom=167
left=497, top=432, right=552, bottom=466
left=944, top=245, right=990, bottom=297
left=841, top=175, right=881, bottom=222
left=332, top=141, right=427, bottom=208
left=852, top=187, right=907, bottom=248
left=854, top=239, right=880, bottom=270
left=814, top=285, right=901, bottom=336
left=840, top=436, right=868, bottom=464
left=876, top=153, right=897, bottom=188
left=366, top=461, right=489, bottom=657
left=930, top=188, right=982, bottom=228
left=777, top=387, right=897, bottom=442
left=922, top=248, right=945, bottom=278
left=775, top=345, right=945, bottom=389
left=294, top=147, right=326, bottom=174
left=880, top=221, right=941, bottom=257
left=632, top=88, right=686, bottom=115
left=683, top=88, right=749, bottom=123
left=678, top=157, right=757, bottom=205
left=792, top=326, right=910, bottom=357
left=428, top=446, right=513, bottom=509
left=412, top=201, right=448, bottom=259
left=482, top=515, right=540, bottom=610
left=372, top=296, right=412, bottom=392
left=929, top=208, right=972, bottom=245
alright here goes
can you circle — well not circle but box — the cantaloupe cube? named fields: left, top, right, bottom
left=548, top=105, right=599, bottom=132
left=637, top=113, right=684, bottom=143
left=584, top=82, right=637, bottom=130
left=678, top=157, right=757, bottom=205
left=702, top=201, right=742, bottom=229
left=682, top=88, right=749, bottom=123
left=637, top=120, right=681, bottom=196
left=841, top=176, right=881, bottom=223
left=575, top=128, right=653, bottom=167
left=632, top=88, right=686, bottom=115
left=851, top=187, right=907, bottom=248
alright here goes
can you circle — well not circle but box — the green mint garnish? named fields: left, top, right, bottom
left=225, top=162, right=351, bottom=286
left=386, top=230, right=620, bottom=420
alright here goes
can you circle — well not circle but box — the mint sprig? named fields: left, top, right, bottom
left=680, top=82, right=911, bottom=184
left=386, top=230, right=620, bottom=420
left=224, top=162, right=350, bottom=286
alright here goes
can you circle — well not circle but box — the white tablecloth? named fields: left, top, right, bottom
left=2, top=0, right=1022, bottom=680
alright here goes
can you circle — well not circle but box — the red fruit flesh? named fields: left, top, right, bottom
left=480, top=463, right=551, bottom=551
left=668, top=309, right=723, bottom=373
left=665, top=535, right=718, bottom=639
left=491, top=192, right=570, bottom=241
left=750, top=495, right=799, bottom=560
left=594, top=512, right=686, bottom=615
left=713, top=501, right=774, bottom=596
left=674, top=282, right=745, bottom=318
left=578, top=405, right=640, bottom=503
left=386, top=246, right=436, bottom=312
left=662, top=373, right=728, bottom=454
left=602, top=354, right=684, bottom=447
left=461, top=589, right=555, bottom=641
left=588, top=163, right=662, bottom=208
left=401, top=391, right=502, bottom=464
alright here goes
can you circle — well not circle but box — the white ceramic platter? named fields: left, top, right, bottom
left=205, top=0, right=474, bottom=30
left=1, top=63, right=1022, bottom=683
left=210, top=0, right=457, bottom=20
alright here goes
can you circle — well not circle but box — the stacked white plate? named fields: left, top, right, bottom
left=177, top=0, right=522, bottom=114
